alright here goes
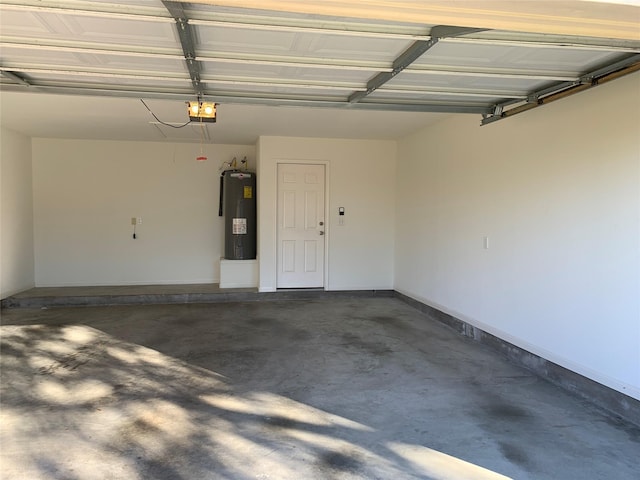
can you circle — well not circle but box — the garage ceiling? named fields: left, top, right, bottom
left=1, top=0, right=639, bottom=143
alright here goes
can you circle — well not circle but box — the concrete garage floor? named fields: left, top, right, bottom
left=1, top=297, right=639, bottom=480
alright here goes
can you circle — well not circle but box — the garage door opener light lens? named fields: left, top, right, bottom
left=187, top=101, right=217, bottom=123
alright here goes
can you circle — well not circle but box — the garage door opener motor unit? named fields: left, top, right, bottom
left=219, top=170, right=257, bottom=260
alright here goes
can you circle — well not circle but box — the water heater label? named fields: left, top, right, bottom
left=232, top=218, right=247, bottom=234
left=243, top=186, right=253, bottom=199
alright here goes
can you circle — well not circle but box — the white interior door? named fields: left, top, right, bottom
left=277, top=163, right=325, bottom=288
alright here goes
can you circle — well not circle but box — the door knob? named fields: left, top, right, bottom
left=319, top=231, right=325, bottom=235
left=319, top=221, right=324, bottom=226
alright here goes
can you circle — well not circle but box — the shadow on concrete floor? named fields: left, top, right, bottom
left=1, top=298, right=639, bottom=480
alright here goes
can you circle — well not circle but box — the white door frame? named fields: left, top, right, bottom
left=275, top=159, right=330, bottom=290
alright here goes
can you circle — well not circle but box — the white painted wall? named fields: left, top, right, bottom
left=0, top=127, right=35, bottom=298
left=257, top=136, right=396, bottom=292
left=32, top=139, right=254, bottom=286
left=395, top=72, right=640, bottom=400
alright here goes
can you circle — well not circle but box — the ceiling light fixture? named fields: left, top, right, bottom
left=187, top=101, right=217, bottom=123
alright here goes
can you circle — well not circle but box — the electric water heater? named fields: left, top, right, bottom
left=219, top=170, right=257, bottom=260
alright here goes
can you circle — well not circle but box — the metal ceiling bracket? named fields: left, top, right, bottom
left=481, top=53, right=640, bottom=125
left=1, top=70, right=31, bottom=86
left=526, top=93, right=541, bottom=104
left=348, top=25, right=486, bottom=104
left=162, top=1, right=203, bottom=98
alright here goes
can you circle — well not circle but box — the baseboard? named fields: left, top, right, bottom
left=33, top=279, right=218, bottom=287
left=394, top=291, right=640, bottom=428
